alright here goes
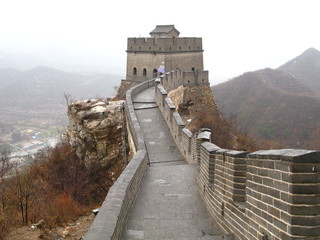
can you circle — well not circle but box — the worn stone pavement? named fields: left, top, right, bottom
left=123, top=87, right=228, bottom=240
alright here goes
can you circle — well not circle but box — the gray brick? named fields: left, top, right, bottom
left=289, top=226, right=320, bottom=236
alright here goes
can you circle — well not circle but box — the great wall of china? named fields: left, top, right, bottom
left=83, top=25, right=320, bottom=240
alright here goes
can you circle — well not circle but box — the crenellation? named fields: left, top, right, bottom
left=165, top=97, right=175, bottom=109
left=127, top=37, right=203, bottom=53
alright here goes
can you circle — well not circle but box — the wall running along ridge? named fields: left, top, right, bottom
left=155, top=69, right=320, bottom=240
left=84, top=67, right=320, bottom=239
left=83, top=79, right=155, bottom=240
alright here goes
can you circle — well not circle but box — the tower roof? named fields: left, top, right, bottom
left=150, top=25, right=180, bottom=37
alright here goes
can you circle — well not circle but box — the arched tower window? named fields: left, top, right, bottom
left=133, top=67, right=137, bottom=75
left=153, top=69, right=157, bottom=78
left=192, top=67, right=195, bottom=71
left=143, top=68, right=147, bottom=76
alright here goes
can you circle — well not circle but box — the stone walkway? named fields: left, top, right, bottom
left=123, top=87, right=224, bottom=240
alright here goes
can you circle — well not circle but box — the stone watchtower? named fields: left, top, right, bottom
left=125, top=25, right=204, bottom=82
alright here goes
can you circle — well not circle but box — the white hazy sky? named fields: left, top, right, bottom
left=0, top=0, right=319, bottom=85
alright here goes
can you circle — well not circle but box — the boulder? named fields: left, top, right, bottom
left=64, top=99, right=126, bottom=167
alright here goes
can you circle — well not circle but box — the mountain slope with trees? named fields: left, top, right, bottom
left=212, top=49, right=320, bottom=149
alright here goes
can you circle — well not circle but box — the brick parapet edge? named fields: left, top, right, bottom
left=155, top=80, right=197, bottom=164
left=155, top=74, right=320, bottom=239
left=83, top=79, right=155, bottom=240
left=198, top=144, right=320, bottom=240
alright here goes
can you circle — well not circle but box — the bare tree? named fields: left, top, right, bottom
left=10, top=166, right=35, bottom=225
left=63, top=92, right=74, bottom=106
left=0, top=151, right=13, bottom=231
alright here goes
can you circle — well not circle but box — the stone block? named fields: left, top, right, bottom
left=289, top=225, right=320, bottom=236
left=281, top=192, right=320, bottom=205
left=289, top=215, right=320, bottom=226
left=257, top=168, right=269, bottom=177
left=266, top=223, right=280, bottom=238
left=273, top=199, right=288, bottom=211
left=262, top=178, right=274, bottom=187
left=226, top=150, right=248, bottom=158
left=282, top=172, right=319, bottom=183
left=290, top=163, right=319, bottom=173
left=201, top=142, right=221, bottom=153
left=261, top=195, right=273, bottom=205
left=290, top=183, right=320, bottom=194
left=281, top=150, right=320, bottom=163
left=261, top=211, right=273, bottom=224
left=289, top=205, right=320, bottom=215
left=268, top=170, right=281, bottom=180
left=274, top=162, right=290, bottom=172
left=233, top=195, right=246, bottom=202
left=267, top=205, right=280, bottom=219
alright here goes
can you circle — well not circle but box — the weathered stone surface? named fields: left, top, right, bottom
left=168, top=85, right=218, bottom=116
left=64, top=99, right=126, bottom=167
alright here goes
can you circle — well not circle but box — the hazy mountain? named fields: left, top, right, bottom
left=0, top=51, right=50, bottom=70
left=212, top=49, right=320, bottom=149
left=0, top=66, right=122, bottom=125
left=0, top=51, right=124, bottom=75
left=278, top=48, right=320, bottom=92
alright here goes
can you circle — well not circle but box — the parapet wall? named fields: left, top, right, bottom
left=83, top=79, right=155, bottom=240
left=127, top=37, right=203, bottom=53
left=198, top=146, right=320, bottom=240
left=155, top=75, right=320, bottom=240
left=159, top=68, right=209, bottom=92
left=155, top=82, right=197, bottom=164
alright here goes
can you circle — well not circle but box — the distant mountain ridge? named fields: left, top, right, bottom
left=212, top=48, right=320, bottom=149
left=0, top=66, right=122, bottom=125
left=255, top=68, right=319, bottom=97
left=0, top=51, right=49, bottom=70
left=278, top=48, right=320, bottom=92
left=0, top=50, right=124, bottom=75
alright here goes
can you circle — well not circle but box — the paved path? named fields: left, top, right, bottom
left=124, top=87, right=223, bottom=240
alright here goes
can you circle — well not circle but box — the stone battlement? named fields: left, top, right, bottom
left=155, top=79, right=320, bottom=240
left=127, top=37, right=203, bottom=53
left=158, top=68, right=209, bottom=91
left=198, top=147, right=320, bottom=239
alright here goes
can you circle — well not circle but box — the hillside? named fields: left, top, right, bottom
left=212, top=67, right=320, bottom=149
left=0, top=67, right=122, bottom=125
left=279, top=48, right=320, bottom=92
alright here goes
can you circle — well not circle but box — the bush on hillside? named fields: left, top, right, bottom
left=0, top=141, right=121, bottom=236
left=189, top=110, right=258, bottom=151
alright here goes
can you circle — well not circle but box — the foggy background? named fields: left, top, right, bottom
left=0, top=0, right=320, bottom=85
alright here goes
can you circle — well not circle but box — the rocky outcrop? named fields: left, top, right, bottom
left=115, top=81, right=137, bottom=100
left=168, top=85, right=218, bottom=117
left=64, top=98, right=127, bottom=168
